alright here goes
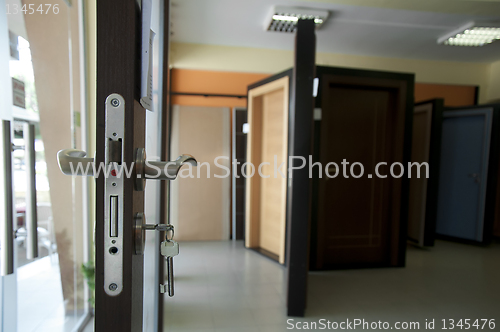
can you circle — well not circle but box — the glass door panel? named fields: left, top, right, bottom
left=2, top=1, right=91, bottom=331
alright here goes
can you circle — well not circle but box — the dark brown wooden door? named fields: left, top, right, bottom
left=315, top=73, right=413, bottom=269
left=407, top=99, right=443, bottom=247
left=94, top=1, right=169, bottom=330
left=232, top=108, right=247, bottom=240
left=95, top=1, right=145, bottom=329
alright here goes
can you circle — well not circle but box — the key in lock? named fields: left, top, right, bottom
left=160, top=240, right=179, bottom=297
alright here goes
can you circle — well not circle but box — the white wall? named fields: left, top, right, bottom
left=171, top=42, right=493, bottom=103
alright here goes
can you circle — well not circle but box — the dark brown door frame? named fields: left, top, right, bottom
left=409, top=99, right=444, bottom=247
left=95, top=0, right=172, bottom=330
left=285, top=19, right=316, bottom=318
left=157, top=1, right=171, bottom=331
left=232, top=107, right=248, bottom=240
left=95, top=0, right=144, bottom=330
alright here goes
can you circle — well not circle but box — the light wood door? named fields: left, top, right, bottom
left=246, top=76, right=289, bottom=264
left=170, top=105, right=231, bottom=241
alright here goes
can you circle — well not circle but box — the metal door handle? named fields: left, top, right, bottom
left=145, top=155, right=197, bottom=179
left=326, top=165, right=338, bottom=180
left=1, top=120, right=15, bottom=276
left=57, top=148, right=197, bottom=190
left=24, top=123, right=38, bottom=260
left=135, top=148, right=197, bottom=190
left=57, top=149, right=95, bottom=176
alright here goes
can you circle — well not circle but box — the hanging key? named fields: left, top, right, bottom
left=133, top=214, right=179, bottom=295
left=160, top=239, right=179, bottom=297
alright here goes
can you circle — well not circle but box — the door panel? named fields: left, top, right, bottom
left=408, top=105, right=431, bottom=243
left=0, top=4, right=15, bottom=329
left=407, top=99, right=443, bottom=246
left=246, top=76, right=289, bottom=264
left=3, top=2, right=92, bottom=330
left=321, top=86, right=392, bottom=266
left=170, top=105, right=230, bottom=241
left=95, top=1, right=145, bottom=330
left=315, top=73, right=411, bottom=269
left=260, top=88, right=286, bottom=256
left=436, top=109, right=492, bottom=242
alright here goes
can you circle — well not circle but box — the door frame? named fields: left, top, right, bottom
left=95, top=0, right=171, bottom=330
left=231, top=106, right=247, bottom=241
left=95, top=0, right=146, bottom=330
left=245, top=69, right=292, bottom=259
left=245, top=76, right=290, bottom=264
left=408, top=99, right=444, bottom=247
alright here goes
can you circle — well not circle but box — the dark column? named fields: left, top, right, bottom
left=286, top=19, right=316, bottom=317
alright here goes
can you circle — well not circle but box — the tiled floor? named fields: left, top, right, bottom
left=162, top=240, right=500, bottom=332
left=82, top=239, right=500, bottom=331
left=17, top=255, right=86, bottom=332
left=163, top=241, right=288, bottom=332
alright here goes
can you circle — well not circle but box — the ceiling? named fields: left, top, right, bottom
left=170, top=0, right=500, bottom=63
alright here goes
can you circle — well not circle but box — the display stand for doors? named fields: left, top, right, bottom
left=246, top=65, right=415, bottom=271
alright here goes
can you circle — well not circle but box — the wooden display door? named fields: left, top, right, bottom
left=407, top=99, right=444, bottom=247
left=245, top=71, right=291, bottom=264
left=312, top=67, right=414, bottom=270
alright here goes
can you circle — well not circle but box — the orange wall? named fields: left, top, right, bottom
left=171, top=69, right=478, bottom=108
left=415, top=83, right=477, bottom=107
left=170, top=69, right=269, bottom=108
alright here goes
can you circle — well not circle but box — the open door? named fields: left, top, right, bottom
left=55, top=1, right=197, bottom=331
left=407, top=99, right=444, bottom=247
left=436, top=104, right=500, bottom=244
left=245, top=71, right=291, bottom=264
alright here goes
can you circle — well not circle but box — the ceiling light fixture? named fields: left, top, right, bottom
left=265, top=6, right=329, bottom=33
left=438, top=21, right=500, bottom=47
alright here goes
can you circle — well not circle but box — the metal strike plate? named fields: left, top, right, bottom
left=104, top=93, right=125, bottom=296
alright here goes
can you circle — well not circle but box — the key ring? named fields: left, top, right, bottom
left=166, top=227, right=174, bottom=241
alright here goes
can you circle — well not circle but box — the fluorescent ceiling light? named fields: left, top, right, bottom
left=266, top=6, right=329, bottom=33
left=272, top=15, right=298, bottom=22
left=438, top=22, right=500, bottom=47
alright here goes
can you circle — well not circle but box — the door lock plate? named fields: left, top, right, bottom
left=104, top=93, right=125, bottom=296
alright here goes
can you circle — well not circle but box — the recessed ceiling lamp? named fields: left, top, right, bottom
left=265, top=6, right=329, bottom=33
left=438, top=21, right=500, bottom=47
